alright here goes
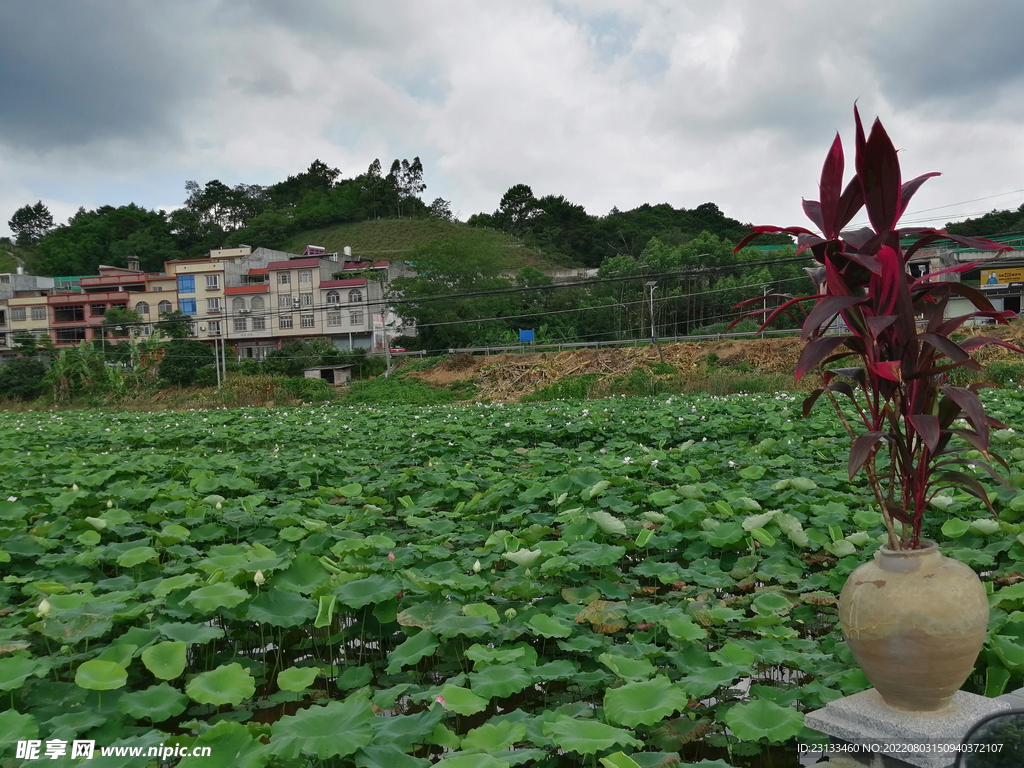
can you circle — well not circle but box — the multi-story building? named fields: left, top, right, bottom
left=0, top=270, right=55, bottom=350
left=2, top=245, right=415, bottom=357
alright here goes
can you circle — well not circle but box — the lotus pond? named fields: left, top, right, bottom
left=1, top=390, right=1024, bottom=768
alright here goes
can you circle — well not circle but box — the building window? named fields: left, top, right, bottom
left=233, top=317, right=247, bottom=332
left=54, top=306, right=85, bottom=322
left=279, top=314, right=294, bottom=329
left=206, top=297, right=221, bottom=313
left=208, top=321, right=221, bottom=335
left=179, top=298, right=197, bottom=316
left=327, top=309, right=342, bottom=327
left=326, top=290, right=340, bottom=304
left=232, top=297, right=246, bottom=311
left=278, top=272, right=290, bottom=286
left=158, top=300, right=172, bottom=315
left=300, top=293, right=313, bottom=307
left=0, top=275, right=9, bottom=284
left=30, top=306, right=46, bottom=321
left=252, top=316, right=266, bottom=331
left=299, top=270, right=312, bottom=284
left=136, top=301, right=150, bottom=316
left=0, top=310, right=5, bottom=325
left=205, top=274, right=220, bottom=291
left=348, top=289, right=363, bottom=303
left=11, top=308, right=25, bottom=322
left=250, top=296, right=265, bottom=311
left=300, top=314, right=315, bottom=329
left=56, top=327, right=88, bottom=344
left=350, top=310, right=363, bottom=326
left=139, top=324, right=152, bottom=336
left=278, top=294, right=292, bottom=309
left=177, top=275, right=195, bottom=294
left=90, top=304, right=107, bottom=317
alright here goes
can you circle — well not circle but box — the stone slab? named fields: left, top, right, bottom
left=805, top=689, right=1011, bottom=768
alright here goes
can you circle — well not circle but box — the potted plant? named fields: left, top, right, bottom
left=733, top=106, right=1024, bottom=712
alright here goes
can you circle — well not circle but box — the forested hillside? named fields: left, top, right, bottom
left=6, top=157, right=786, bottom=278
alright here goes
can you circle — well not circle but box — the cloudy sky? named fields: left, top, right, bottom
left=3, top=0, right=1024, bottom=238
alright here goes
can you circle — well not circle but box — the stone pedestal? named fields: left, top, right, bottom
left=804, top=688, right=1011, bottom=768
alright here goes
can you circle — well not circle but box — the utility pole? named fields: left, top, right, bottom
left=645, top=280, right=664, bottom=363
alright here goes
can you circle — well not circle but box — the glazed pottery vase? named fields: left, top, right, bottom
left=838, top=541, right=989, bottom=712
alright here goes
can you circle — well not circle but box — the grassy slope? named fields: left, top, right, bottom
left=278, top=219, right=552, bottom=267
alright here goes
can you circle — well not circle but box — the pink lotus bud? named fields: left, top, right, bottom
left=435, top=695, right=446, bottom=707
left=388, top=551, right=395, bottom=562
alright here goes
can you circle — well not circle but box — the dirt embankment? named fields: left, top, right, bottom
left=403, top=323, right=1024, bottom=402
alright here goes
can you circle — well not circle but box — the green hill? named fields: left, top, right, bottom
left=278, top=218, right=554, bottom=266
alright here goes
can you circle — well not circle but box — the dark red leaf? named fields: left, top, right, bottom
left=898, top=172, right=941, bottom=217
left=868, top=361, right=902, bottom=382
left=840, top=227, right=876, bottom=249
left=857, top=116, right=902, bottom=232
left=819, top=133, right=845, bottom=238
left=733, top=225, right=815, bottom=252
left=801, top=296, right=865, bottom=341
left=849, top=431, right=887, bottom=480
left=824, top=367, right=867, bottom=385
left=941, top=386, right=990, bottom=446
left=918, top=332, right=971, bottom=364
left=835, top=175, right=865, bottom=231
left=960, top=336, right=1024, bottom=356
left=908, top=414, right=940, bottom=452
left=866, top=315, right=897, bottom=337
left=795, top=336, right=850, bottom=381
left=802, top=389, right=825, bottom=417
left=930, top=471, right=996, bottom=511
left=942, top=428, right=992, bottom=454
left=802, top=200, right=825, bottom=233
left=796, top=233, right=828, bottom=254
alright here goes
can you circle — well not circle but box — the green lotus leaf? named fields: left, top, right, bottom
left=438, top=754, right=510, bottom=768
left=970, top=518, right=1001, bottom=536
left=386, top=631, right=439, bottom=674
left=723, top=698, right=804, bottom=743
left=465, top=642, right=537, bottom=668
left=116, top=546, right=159, bottom=568
left=527, top=613, right=574, bottom=638
left=186, top=663, right=256, bottom=705
left=337, top=665, right=374, bottom=690
left=542, top=715, right=641, bottom=755
left=141, top=641, right=187, bottom=680
left=678, top=665, right=742, bottom=698
left=591, top=510, right=626, bottom=536
left=0, top=654, right=46, bottom=691
left=118, top=683, right=190, bottom=721
left=438, top=684, right=489, bottom=716
left=702, top=521, right=745, bottom=548
left=660, top=615, right=707, bottom=642
left=156, top=621, right=225, bottom=645
left=270, top=697, right=373, bottom=759
left=182, top=582, right=250, bottom=613
left=462, top=720, right=527, bottom=752
left=600, top=753, right=642, bottom=768
left=277, top=666, right=320, bottom=692
left=941, top=518, right=972, bottom=538
left=0, top=709, right=38, bottom=744
left=152, top=573, right=200, bottom=599
left=334, top=575, right=401, bottom=609
left=370, top=707, right=444, bottom=750
left=598, top=653, right=656, bottom=680
left=752, top=592, right=791, bottom=616
left=711, top=642, right=756, bottom=668
left=246, top=589, right=317, bottom=627
left=354, top=744, right=430, bottom=768
left=275, top=553, right=332, bottom=594
left=177, top=721, right=270, bottom=768
left=604, top=675, right=689, bottom=727
left=468, top=664, right=533, bottom=699
left=75, top=660, right=128, bottom=691
left=503, top=548, right=542, bottom=568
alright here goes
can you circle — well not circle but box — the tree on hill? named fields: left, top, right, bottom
left=945, top=204, right=1024, bottom=238
left=8, top=201, right=54, bottom=246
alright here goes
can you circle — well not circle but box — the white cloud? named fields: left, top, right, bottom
left=3, top=0, right=1024, bottom=240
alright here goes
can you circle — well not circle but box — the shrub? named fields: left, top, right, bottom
left=987, top=361, right=1024, bottom=386
left=158, top=340, right=216, bottom=386
left=279, top=377, right=334, bottom=402
left=345, top=377, right=454, bottom=405
left=521, top=374, right=597, bottom=402
left=0, top=358, right=47, bottom=401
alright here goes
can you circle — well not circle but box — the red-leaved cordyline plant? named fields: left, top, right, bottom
left=732, top=107, right=1024, bottom=550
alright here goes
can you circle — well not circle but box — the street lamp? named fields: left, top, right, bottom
left=644, top=281, right=658, bottom=344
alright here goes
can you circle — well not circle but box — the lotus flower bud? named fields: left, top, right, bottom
left=388, top=551, right=395, bottom=562
left=472, top=560, right=481, bottom=573
left=215, top=502, right=222, bottom=509
left=435, top=695, right=446, bottom=707
left=37, top=598, right=51, bottom=617
left=71, top=484, right=78, bottom=491
left=254, top=570, right=265, bottom=586
left=106, top=500, right=113, bottom=508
